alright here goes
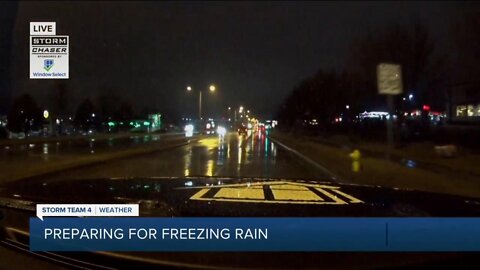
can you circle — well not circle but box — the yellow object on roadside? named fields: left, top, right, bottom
left=349, top=149, right=361, bottom=173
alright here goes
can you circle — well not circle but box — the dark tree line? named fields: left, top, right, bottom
left=6, top=92, right=145, bottom=134
left=277, top=20, right=455, bottom=130
left=276, top=70, right=352, bottom=129
left=450, top=10, right=480, bottom=82
left=74, top=96, right=136, bottom=131
left=347, top=20, right=446, bottom=111
left=6, top=93, right=43, bottom=133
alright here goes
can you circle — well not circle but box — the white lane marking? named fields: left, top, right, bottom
left=268, top=137, right=341, bottom=182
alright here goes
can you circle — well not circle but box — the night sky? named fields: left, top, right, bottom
left=1, top=1, right=475, bottom=119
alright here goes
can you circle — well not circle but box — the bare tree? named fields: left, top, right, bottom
left=7, top=94, right=42, bottom=133
left=50, top=82, right=69, bottom=117
left=346, top=20, right=444, bottom=110
left=451, top=10, right=480, bottom=81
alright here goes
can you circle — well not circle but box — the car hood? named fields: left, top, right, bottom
left=1, top=177, right=480, bottom=270
left=1, top=176, right=479, bottom=217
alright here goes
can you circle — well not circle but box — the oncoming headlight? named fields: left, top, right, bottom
left=217, top=126, right=226, bottom=136
left=185, top=124, right=194, bottom=137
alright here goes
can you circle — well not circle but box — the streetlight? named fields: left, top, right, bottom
left=346, top=105, right=350, bottom=109
left=186, top=84, right=216, bottom=120
left=227, top=106, right=234, bottom=123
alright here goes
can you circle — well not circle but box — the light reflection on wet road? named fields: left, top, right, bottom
left=41, top=131, right=331, bottom=181
left=0, top=134, right=165, bottom=161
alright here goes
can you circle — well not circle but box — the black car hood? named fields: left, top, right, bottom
left=1, top=176, right=479, bottom=217
left=1, top=177, right=480, bottom=270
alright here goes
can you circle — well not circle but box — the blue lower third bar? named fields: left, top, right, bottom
left=29, top=218, right=480, bottom=251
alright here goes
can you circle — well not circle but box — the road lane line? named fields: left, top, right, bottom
left=268, top=136, right=340, bottom=182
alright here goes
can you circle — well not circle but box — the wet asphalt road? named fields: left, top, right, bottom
left=2, top=132, right=479, bottom=270
left=39, top=131, right=333, bottom=182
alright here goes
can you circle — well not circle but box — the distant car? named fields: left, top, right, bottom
left=27, top=130, right=42, bottom=137
left=217, top=126, right=227, bottom=137
left=8, top=131, right=26, bottom=139
left=80, top=129, right=95, bottom=136
left=237, top=126, right=247, bottom=135
left=259, top=124, right=266, bottom=133
left=204, top=121, right=217, bottom=135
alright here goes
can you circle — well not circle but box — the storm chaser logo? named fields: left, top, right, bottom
left=44, top=59, right=54, bottom=71
left=29, top=22, right=69, bottom=79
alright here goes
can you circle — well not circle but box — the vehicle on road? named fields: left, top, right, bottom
left=8, top=131, right=26, bottom=139
left=238, top=125, right=248, bottom=135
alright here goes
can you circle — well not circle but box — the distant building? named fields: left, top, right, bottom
left=0, top=115, right=7, bottom=127
left=449, top=81, right=480, bottom=123
left=148, top=113, right=162, bottom=132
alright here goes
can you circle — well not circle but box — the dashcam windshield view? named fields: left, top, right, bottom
left=1, top=1, right=480, bottom=269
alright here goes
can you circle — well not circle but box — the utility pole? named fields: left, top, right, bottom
left=198, top=91, right=202, bottom=120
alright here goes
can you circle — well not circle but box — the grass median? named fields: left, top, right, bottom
left=271, top=131, right=480, bottom=198
left=317, top=134, right=480, bottom=177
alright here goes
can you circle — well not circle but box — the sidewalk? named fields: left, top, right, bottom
left=271, top=131, right=480, bottom=198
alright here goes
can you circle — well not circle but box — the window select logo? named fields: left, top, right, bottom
left=44, top=59, right=54, bottom=71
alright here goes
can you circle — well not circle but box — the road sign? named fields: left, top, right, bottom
left=187, top=180, right=364, bottom=205
left=377, top=63, right=401, bottom=160
left=377, top=63, right=402, bottom=95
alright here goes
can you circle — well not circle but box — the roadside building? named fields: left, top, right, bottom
left=449, top=81, right=480, bottom=123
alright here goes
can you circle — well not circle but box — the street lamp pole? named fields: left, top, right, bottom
left=187, top=84, right=215, bottom=121
left=199, top=90, right=202, bottom=120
